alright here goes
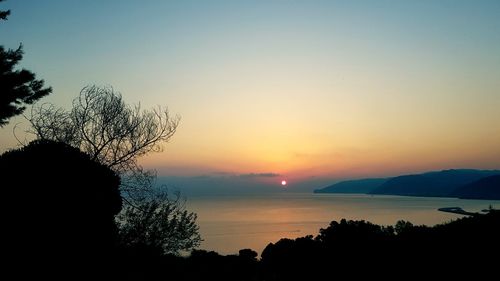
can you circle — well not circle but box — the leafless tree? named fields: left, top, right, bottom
left=29, top=86, right=178, bottom=173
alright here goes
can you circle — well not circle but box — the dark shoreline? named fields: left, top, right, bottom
left=438, top=207, right=479, bottom=216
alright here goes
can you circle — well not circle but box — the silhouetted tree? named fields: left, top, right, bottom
left=394, top=220, right=414, bottom=235
left=29, top=86, right=165, bottom=193
left=29, top=86, right=179, bottom=199
left=0, top=140, right=122, bottom=278
left=29, top=85, right=178, bottom=175
left=116, top=189, right=201, bottom=255
left=0, top=0, right=51, bottom=126
left=316, top=218, right=393, bottom=244
left=238, top=248, right=258, bottom=261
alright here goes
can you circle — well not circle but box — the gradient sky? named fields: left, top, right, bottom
left=1, top=0, right=500, bottom=187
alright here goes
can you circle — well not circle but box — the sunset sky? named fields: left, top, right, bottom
left=1, top=0, right=500, bottom=188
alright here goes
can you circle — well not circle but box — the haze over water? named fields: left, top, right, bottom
left=188, top=193, right=499, bottom=254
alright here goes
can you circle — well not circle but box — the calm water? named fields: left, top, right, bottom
left=186, top=193, right=499, bottom=255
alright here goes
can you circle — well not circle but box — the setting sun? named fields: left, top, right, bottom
left=1, top=1, right=500, bottom=276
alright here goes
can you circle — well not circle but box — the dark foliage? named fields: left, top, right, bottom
left=0, top=0, right=9, bottom=21
left=113, top=247, right=260, bottom=281
left=0, top=140, right=122, bottom=278
left=0, top=0, right=52, bottom=126
left=116, top=189, right=201, bottom=255
left=112, top=211, right=499, bottom=280
left=260, top=211, right=500, bottom=280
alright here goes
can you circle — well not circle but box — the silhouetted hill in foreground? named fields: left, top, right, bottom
left=0, top=140, right=122, bottom=279
left=314, top=178, right=387, bottom=193
left=370, top=169, right=500, bottom=197
left=451, top=175, right=500, bottom=200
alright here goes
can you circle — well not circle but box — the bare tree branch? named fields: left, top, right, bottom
left=28, top=85, right=180, bottom=174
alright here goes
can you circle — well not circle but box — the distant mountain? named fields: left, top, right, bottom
left=315, top=169, right=500, bottom=199
left=451, top=175, right=500, bottom=200
left=370, top=169, right=500, bottom=197
left=314, top=178, right=387, bottom=194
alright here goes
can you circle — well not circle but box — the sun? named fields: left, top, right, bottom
left=281, top=180, right=287, bottom=186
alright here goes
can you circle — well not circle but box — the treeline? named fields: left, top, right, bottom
left=114, top=210, right=500, bottom=280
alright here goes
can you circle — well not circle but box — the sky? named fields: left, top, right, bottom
left=1, top=0, right=500, bottom=191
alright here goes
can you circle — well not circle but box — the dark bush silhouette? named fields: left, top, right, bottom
left=180, top=249, right=259, bottom=281
left=261, top=211, right=500, bottom=280
left=114, top=211, right=499, bottom=280
left=0, top=140, right=121, bottom=277
left=116, top=189, right=201, bottom=255
left=113, top=247, right=260, bottom=281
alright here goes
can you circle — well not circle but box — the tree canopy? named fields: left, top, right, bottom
left=116, top=190, right=201, bottom=255
left=0, top=140, right=122, bottom=277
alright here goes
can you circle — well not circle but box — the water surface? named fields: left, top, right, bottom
left=187, top=193, right=499, bottom=255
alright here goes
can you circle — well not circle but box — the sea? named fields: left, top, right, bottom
left=185, top=193, right=499, bottom=255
